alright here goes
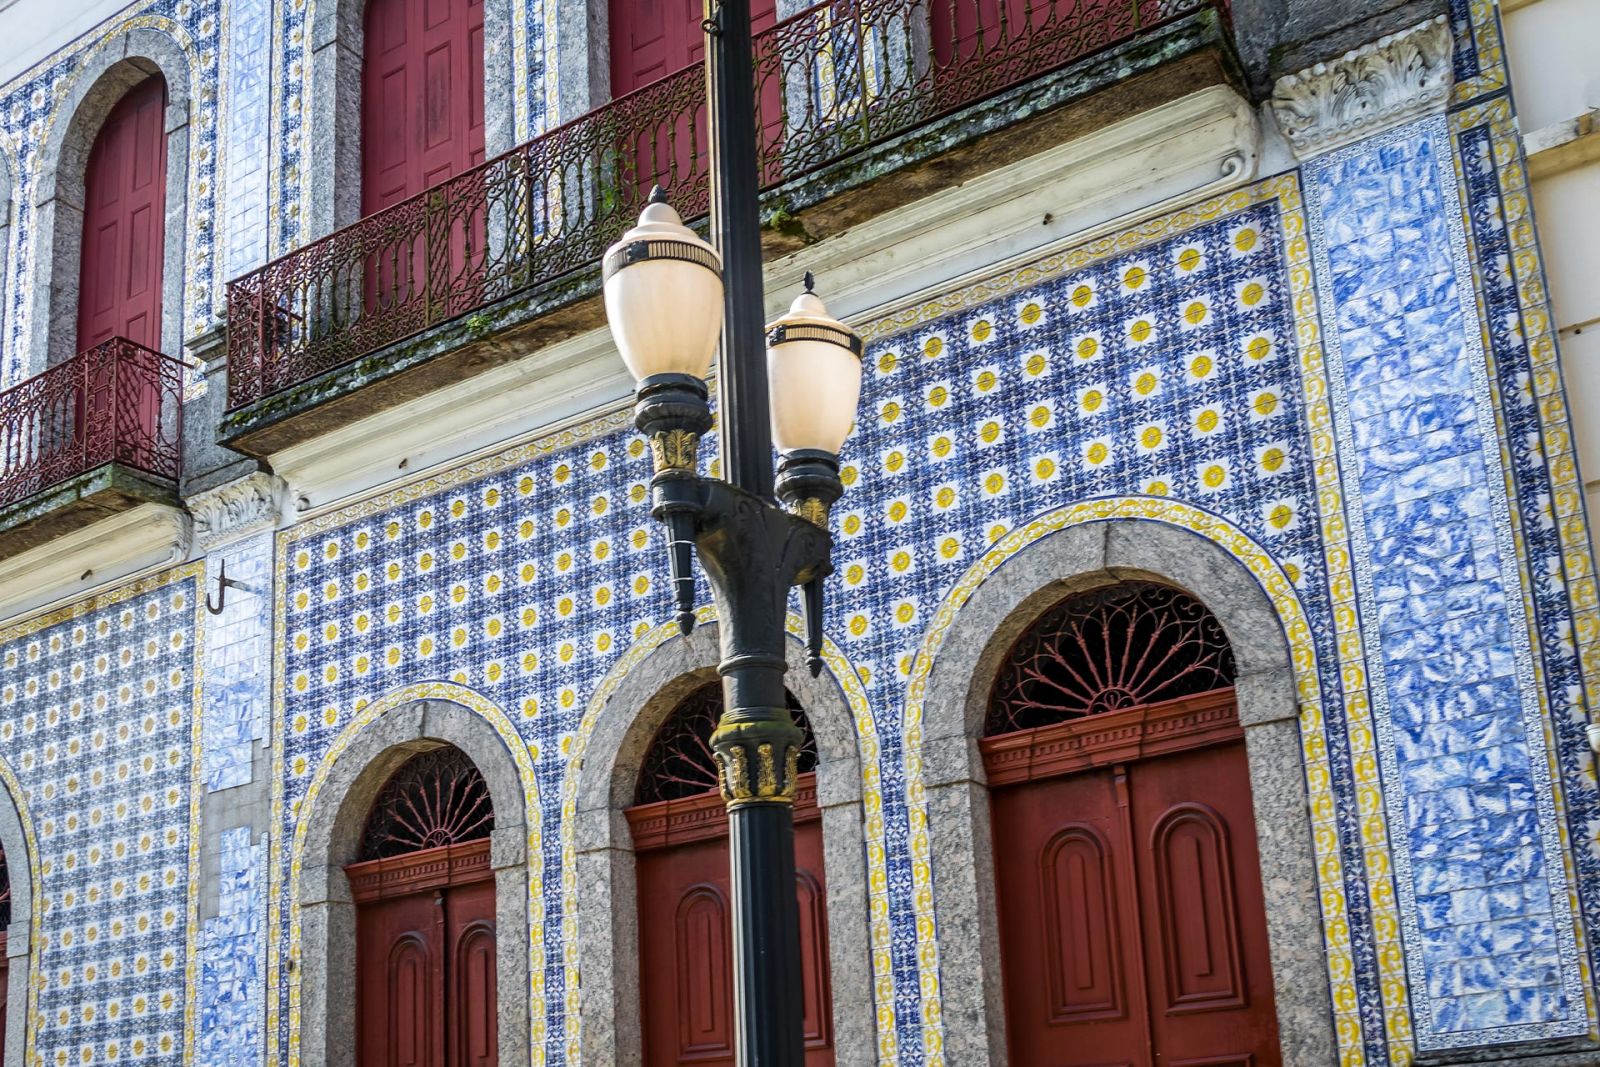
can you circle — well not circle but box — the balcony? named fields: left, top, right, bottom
left=222, top=0, right=1237, bottom=455
left=0, top=337, right=186, bottom=559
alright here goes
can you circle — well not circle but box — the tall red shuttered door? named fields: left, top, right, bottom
left=984, top=583, right=1282, bottom=1067
left=608, top=0, right=777, bottom=97
left=77, top=74, right=167, bottom=354
left=362, top=0, right=485, bottom=215
left=349, top=748, right=497, bottom=1067
left=627, top=684, right=834, bottom=1067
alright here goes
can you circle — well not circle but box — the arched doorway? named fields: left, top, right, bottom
left=346, top=745, right=498, bottom=1067
left=626, top=682, right=835, bottom=1066
left=984, top=581, right=1283, bottom=1066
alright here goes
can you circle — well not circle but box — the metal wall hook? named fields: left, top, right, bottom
left=206, top=559, right=246, bottom=615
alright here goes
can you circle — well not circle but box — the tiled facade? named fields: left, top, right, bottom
left=0, top=0, right=1595, bottom=1065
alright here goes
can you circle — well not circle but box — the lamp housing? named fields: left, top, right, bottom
left=765, top=278, right=863, bottom=455
left=602, top=190, right=724, bottom=383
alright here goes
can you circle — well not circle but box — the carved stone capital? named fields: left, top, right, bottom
left=1270, top=15, right=1454, bottom=160
left=188, top=472, right=287, bottom=550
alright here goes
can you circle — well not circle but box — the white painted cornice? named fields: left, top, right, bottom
left=271, top=84, right=1260, bottom=516
left=0, top=504, right=191, bottom=626
left=1270, top=15, right=1455, bottom=160
left=187, top=471, right=288, bottom=550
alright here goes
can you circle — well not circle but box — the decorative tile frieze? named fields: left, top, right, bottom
left=1271, top=15, right=1455, bottom=161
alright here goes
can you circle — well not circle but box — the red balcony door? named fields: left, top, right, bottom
left=607, top=0, right=778, bottom=199
left=77, top=73, right=166, bottom=354
left=983, top=583, right=1281, bottom=1067
left=628, top=780, right=835, bottom=1067
left=363, top=0, right=486, bottom=215
left=76, top=74, right=167, bottom=471
left=931, top=0, right=1140, bottom=69
left=362, top=0, right=486, bottom=317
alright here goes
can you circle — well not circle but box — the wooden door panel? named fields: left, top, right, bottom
left=632, top=776, right=834, bottom=1066
left=991, top=768, right=1144, bottom=1066
left=1129, top=744, right=1280, bottom=1067
left=1041, top=826, right=1123, bottom=1022
left=77, top=74, right=166, bottom=353
left=608, top=0, right=778, bottom=96
left=446, top=879, right=497, bottom=1067
left=358, top=892, right=442, bottom=1067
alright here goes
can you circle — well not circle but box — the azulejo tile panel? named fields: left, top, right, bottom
left=202, top=535, right=273, bottom=792
left=197, top=828, right=264, bottom=1067
left=0, top=0, right=221, bottom=386
left=1305, top=116, right=1586, bottom=1050
left=269, top=175, right=1395, bottom=1065
left=0, top=566, right=205, bottom=1067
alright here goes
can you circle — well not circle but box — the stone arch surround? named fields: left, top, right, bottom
left=27, top=25, right=194, bottom=372
left=286, top=688, right=537, bottom=1067
left=913, top=513, right=1336, bottom=1066
left=0, top=759, right=34, bottom=1067
left=299, top=0, right=520, bottom=242
left=568, top=619, right=879, bottom=1067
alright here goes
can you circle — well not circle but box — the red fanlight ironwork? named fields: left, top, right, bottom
left=986, top=581, right=1235, bottom=736
left=359, top=746, right=495, bottom=861
left=0, top=337, right=186, bottom=510
left=635, top=682, right=817, bottom=805
left=225, top=0, right=1231, bottom=410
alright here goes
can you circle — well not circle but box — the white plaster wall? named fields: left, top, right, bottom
left=0, top=0, right=136, bottom=85
left=1504, top=0, right=1600, bottom=130
left=1506, top=0, right=1600, bottom=511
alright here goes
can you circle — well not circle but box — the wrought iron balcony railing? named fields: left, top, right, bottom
left=0, top=338, right=186, bottom=510
left=226, top=0, right=1230, bottom=411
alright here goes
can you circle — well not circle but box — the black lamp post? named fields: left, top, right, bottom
left=600, top=1, right=864, bottom=1064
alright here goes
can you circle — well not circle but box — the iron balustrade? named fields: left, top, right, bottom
left=0, top=338, right=186, bottom=509
left=225, top=0, right=1230, bottom=410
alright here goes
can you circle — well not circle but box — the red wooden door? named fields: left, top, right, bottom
left=986, top=695, right=1281, bottom=1067
left=608, top=0, right=778, bottom=198
left=629, top=776, right=834, bottom=1067
left=351, top=841, right=497, bottom=1067
left=77, top=74, right=166, bottom=353
left=363, top=0, right=485, bottom=215
left=0, top=932, right=7, bottom=1058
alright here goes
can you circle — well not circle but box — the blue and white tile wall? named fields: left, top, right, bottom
left=221, top=0, right=272, bottom=282
left=0, top=571, right=204, bottom=1067
left=201, top=534, right=272, bottom=792
left=1305, top=117, right=1587, bottom=1049
left=198, top=827, right=264, bottom=1067
left=0, top=0, right=222, bottom=386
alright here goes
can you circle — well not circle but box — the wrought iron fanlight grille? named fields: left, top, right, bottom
left=0, top=843, right=9, bottom=928
left=359, top=746, right=495, bottom=861
left=635, top=683, right=818, bottom=805
left=986, top=582, right=1235, bottom=737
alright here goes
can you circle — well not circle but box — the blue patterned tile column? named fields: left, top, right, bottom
left=222, top=0, right=273, bottom=282
left=198, top=828, right=264, bottom=1067
left=1305, top=116, right=1587, bottom=1050
left=202, top=534, right=272, bottom=792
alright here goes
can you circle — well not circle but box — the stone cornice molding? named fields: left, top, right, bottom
left=1270, top=15, right=1454, bottom=160
left=188, top=471, right=286, bottom=550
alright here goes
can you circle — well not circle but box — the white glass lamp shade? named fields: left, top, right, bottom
left=765, top=285, right=864, bottom=455
left=602, top=195, right=724, bottom=383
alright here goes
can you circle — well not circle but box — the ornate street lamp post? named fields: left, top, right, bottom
left=600, top=1, right=863, bottom=1063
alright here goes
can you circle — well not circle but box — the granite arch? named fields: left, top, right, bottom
left=289, top=689, right=535, bottom=1067
left=29, top=25, right=194, bottom=372
left=569, top=620, right=878, bottom=1067
left=0, top=758, right=34, bottom=1067
left=917, top=514, right=1334, bottom=1066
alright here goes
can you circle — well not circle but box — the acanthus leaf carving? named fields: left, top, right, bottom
left=187, top=472, right=287, bottom=550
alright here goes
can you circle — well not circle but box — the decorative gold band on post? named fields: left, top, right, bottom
left=649, top=428, right=702, bottom=474
left=711, top=717, right=805, bottom=807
